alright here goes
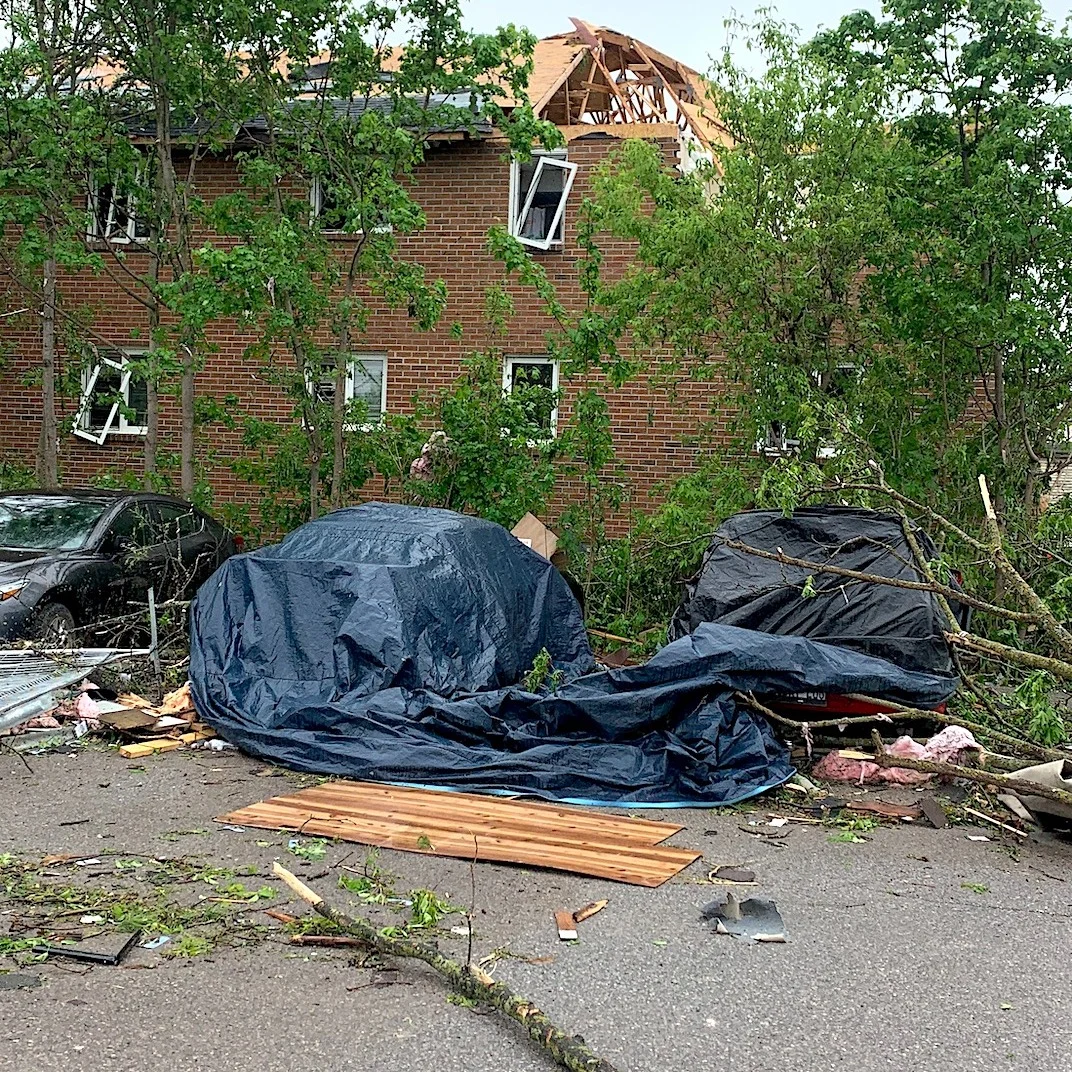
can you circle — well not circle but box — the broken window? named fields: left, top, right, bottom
left=88, top=172, right=149, bottom=243
left=504, top=356, right=559, bottom=437
left=312, top=354, right=388, bottom=427
left=510, top=152, right=578, bottom=250
left=310, top=175, right=346, bottom=232
left=73, top=351, right=148, bottom=444
left=310, top=177, right=392, bottom=234
left=756, top=364, right=862, bottom=458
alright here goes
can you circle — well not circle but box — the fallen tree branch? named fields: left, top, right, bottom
left=272, top=863, right=619, bottom=1072
left=736, top=692, right=893, bottom=730
left=844, top=693, right=1069, bottom=763
left=868, top=731, right=1072, bottom=809
left=945, top=631, right=1072, bottom=682
left=977, top=474, right=1072, bottom=656
left=718, top=537, right=1034, bottom=622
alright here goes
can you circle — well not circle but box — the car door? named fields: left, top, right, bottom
left=150, top=502, right=220, bottom=599
left=99, top=502, right=168, bottom=615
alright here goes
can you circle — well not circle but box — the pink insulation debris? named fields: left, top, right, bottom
left=812, top=726, right=981, bottom=785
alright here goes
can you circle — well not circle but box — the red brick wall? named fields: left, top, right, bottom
left=0, top=130, right=735, bottom=533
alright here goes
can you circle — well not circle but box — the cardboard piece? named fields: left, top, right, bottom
left=511, top=513, right=558, bottom=560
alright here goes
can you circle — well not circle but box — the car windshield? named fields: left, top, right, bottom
left=0, top=496, right=109, bottom=551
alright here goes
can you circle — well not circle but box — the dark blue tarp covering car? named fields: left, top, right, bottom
left=189, top=504, right=957, bottom=806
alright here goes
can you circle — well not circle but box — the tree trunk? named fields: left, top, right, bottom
left=329, top=351, right=346, bottom=510
left=143, top=257, right=161, bottom=487
left=35, top=252, right=58, bottom=487
left=180, top=356, right=195, bottom=496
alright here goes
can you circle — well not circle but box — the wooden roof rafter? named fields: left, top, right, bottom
left=524, top=18, right=724, bottom=150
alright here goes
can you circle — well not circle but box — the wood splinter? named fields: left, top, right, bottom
left=273, top=862, right=619, bottom=1072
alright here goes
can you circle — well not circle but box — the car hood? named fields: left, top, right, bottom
left=0, top=549, right=53, bottom=585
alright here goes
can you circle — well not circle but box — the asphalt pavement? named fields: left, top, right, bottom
left=1, top=746, right=1070, bottom=1072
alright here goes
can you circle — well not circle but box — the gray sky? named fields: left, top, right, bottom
left=460, top=1, right=1072, bottom=73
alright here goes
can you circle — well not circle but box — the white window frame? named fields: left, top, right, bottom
left=73, top=349, right=149, bottom=444
left=87, top=169, right=148, bottom=244
left=311, top=353, right=388, bottom=430
left=309, top=176, right=393, bottom=235
left=503, top=355, right=560, bottom=439
left=509, top=151, right=578, bottom=251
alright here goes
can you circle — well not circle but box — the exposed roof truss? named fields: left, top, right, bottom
left=534, top=19, right=728, bottom=150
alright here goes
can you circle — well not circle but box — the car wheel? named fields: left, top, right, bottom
left=33, top=602, right=77, bottom=647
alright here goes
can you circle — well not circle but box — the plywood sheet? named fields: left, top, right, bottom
left=218, top=781, right=701, bottom=887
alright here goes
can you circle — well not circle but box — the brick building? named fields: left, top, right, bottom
left=0, top=20, right=736, bottom=530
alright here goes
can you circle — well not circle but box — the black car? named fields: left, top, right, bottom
left=0, top=490, right=240, bottom=644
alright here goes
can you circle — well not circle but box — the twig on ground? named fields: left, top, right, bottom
left=273, top=863, right=620, bottom=1072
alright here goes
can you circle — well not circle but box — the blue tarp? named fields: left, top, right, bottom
left=189, top=504, right=957, bottom=806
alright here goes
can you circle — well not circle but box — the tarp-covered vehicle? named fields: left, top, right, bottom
left=190, top=504, right=956, bottom=806
left=670, top=506, right=964, bottom=717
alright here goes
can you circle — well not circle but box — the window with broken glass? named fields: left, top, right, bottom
left=509, top=152, right=578, bottom=250
left=88, top=172, right=150, bottom=244
left=312, top=354, right=388, bottom=427
left=73, top=351, right=149, bottom=444
left=504, top=356, right=559, bottom=437
left=310, top=177, right=392, bottom=234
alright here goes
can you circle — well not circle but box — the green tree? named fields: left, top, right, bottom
left=197, top=0, right=557, bottom=520
left=0, top=0, right=108, bottom=485
left=811, top=0, right=1072, bottom=529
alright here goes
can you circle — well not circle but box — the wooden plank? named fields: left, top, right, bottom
left=119, top=738, right=183, bottom=758
left=555, top=910, right=578, bottom=940
left=220, top=804, right=700, bottom=887
left=217, top=782, right=701, bottom=887
left=271, top=782, right=682, bottom=844
left=223, top=800, right=696, bottom=864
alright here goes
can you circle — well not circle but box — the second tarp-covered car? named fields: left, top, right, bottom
left=670, top=506, right=967, bottom=676
left=190, top=504, right=956, bottom=806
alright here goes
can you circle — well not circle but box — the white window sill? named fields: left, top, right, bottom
left=75, top=428, right=147, bottom=438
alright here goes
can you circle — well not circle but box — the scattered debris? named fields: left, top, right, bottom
left=996, top=793, right=1037, bottom=826
left=711, top=867, right=756, bottom=884
left=702, top=893, right=787, bottom=943
left=788, top=773, right=820, bottom=795
left=119, top=726, right=214, bottom=759
left=554, top=911, right=578, bottom=941
left=511, top=512, right=558, bottom=559
left=32, top=930, right=140, bottom=965
left=289, top=934, right=366, bottom=948
left=963, top=807, right=1028, bottom=840
left=0, top=648, right=150, bottom=735
left=264, top=909, right=298, bottom=925
left=966, top=835, right=991, bottom=842
left=219, top=782, right=701, bottom=887
left=572, top=899, right=608, bottom=924
left=813, top=726, right=981, bottom=786
left=919, top=797, right=948, bottom=829
left=274, top=862, right=621, bottom=1072
left=767, top=817, right=789, bottom=827
left=1005, top=760, right=1072, bottom=822
left=140, top=935, right=171, bottom=950
left=98, top=708, right=158, bottom=733
left=846, top=800, right=921, bottom=822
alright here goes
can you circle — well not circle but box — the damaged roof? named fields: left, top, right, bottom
left=521, top=19, right=730, bottom=150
